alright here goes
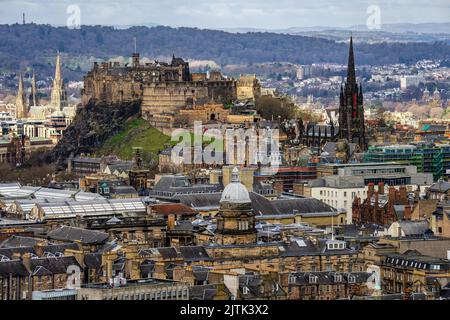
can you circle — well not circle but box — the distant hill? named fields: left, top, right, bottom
left=221, top=22, right=450, bottom=35
left=1, top=23, right=450, bottom=81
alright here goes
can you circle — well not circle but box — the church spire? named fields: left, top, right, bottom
left=346, top=36, right=356, bottom=88
left=54, top=51, right=61, bottom=82
left=31, top=71, right=37, bottom=106
left=16, top=73, right=27, bottom=119
left=50, top=52, right=67, bottom=110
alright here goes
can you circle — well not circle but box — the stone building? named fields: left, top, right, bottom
left=178, top=103, right=231, bottom=124
left=381, top=250, right=450, bottom=298
left=282, top=271, right=372, bottom=300
left=77, top=278, right=190, bottom=300
left=82, top=53, right=236, bottom=131
left=215, top=167, right=257, bottom=245
left=236, top=74, right=261, bottom=101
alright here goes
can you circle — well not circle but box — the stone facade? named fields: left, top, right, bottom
left=179, top=103, right=231, bottom=124
left=236, top=74, right=261, bottom=101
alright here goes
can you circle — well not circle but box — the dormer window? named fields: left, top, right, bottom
left=334, top=274, right=342, bottom=282
left=288, top=274, right=296, bottom=284
left=309, top=275, right=318, bottom=284
left=348, top=275, right=355, bottom=283
left=243, top=286, right=249, bottom=295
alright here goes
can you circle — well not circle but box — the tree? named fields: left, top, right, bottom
left=255, top=96, right=295, bottom=121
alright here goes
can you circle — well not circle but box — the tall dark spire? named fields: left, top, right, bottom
left=346, top=36, right=356, bottom=87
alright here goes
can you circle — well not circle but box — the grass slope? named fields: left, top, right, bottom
left=97, top=118, right=171, bottom=160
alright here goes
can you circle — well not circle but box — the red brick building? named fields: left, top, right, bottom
left=352, top=182, right=414, bottom=225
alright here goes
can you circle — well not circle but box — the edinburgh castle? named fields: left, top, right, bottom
left=81, top=53, right=239, bottom=131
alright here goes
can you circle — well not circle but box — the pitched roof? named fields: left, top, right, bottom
left=30, top=256, right=82, bottom=274
left=179, top=246, right=211, bottom=261
left=0, top=260, right=29, bottom=276
left=151, top=203, right=197, bottom=216
left=0, top=235, right=43, bottom=248
left=174, top=192, right=336, bottom=216
left=46, top=226, right=109, bottom=245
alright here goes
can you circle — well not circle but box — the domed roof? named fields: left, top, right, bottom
left=220, top=167, right=251, bottom=204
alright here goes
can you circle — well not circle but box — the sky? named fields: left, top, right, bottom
left=0, top=0, right=449, bottom=29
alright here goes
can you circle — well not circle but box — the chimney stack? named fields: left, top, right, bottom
left=168, top=214, right=175, bottom=231
left=388, top=186, right=396, bottom=203
left=399, top=186, right=407, bottom=204
left=368, top=182, right=375, bottom=198
left=378, top=182, right=385, bottom=195
left=404, top=205, right=412, bottom=220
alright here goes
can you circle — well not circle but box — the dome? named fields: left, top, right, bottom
left=220, top=167, right=251, bottom=204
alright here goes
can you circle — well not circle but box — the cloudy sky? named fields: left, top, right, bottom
left=1, top=0, right=449, bottom=29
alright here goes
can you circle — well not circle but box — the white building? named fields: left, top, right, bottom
left=400, top=75, right=422, bottom=90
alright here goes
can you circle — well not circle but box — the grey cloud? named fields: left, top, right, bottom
left=0, top=0, right=448, bottom=28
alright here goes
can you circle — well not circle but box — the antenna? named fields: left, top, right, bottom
left=133, top=37, right=137, bottom=53
left=22, top=12, right=25, bottom=24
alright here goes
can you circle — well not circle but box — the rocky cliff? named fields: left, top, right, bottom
left=51, top=99, right=141, bottom=168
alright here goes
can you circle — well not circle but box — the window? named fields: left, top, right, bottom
left=289, top=274, right=296, bottom=284
left=348, top=275, right=355, bottom=283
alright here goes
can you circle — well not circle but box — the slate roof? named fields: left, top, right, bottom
left=280, top=239, right=319, bottom=257
left=29, top=256, right=82, bottom=274
left=152, top=175, right=221, bottom=197
left=157, top=247, right=179, bottom=260
left=429, top=180, right=450, bottom=193
left=397, top=220, right=431, bottom=236
left=189, top=284, right=219, bottom=300
left=139, top=260, right=155, bottom=275
left=0, top=260, right=29, bottom=276
left=41, top=243, right=79, bottom=255
left=109, top=186, right=138, bottom=195
left=0, top=246, right=35, bottom=259
left=174, top=192, right=335, bottom=216
left=84, top=253, right=102, bottom=269
left=179, top=246, right=211, bottom=261
left=46, top=226, right=109, bottom=245
left=0, top=235, right=43, bottom=248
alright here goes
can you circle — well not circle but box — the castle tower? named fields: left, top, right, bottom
left=50, top=52, right=67, bottom=110
left=338, top=36, right=366, bottom=151
left=15, top=73, right=27, bottom=119
left=216, top=167, right=257, bottom=245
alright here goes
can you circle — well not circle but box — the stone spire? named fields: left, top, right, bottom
left=50, top=52, right=66, bottom=110
left=30, top=71, right=37, bottom=106
left=346, top=36, right=356, bottom=89
left=15, top=73, right=27, bottom=119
